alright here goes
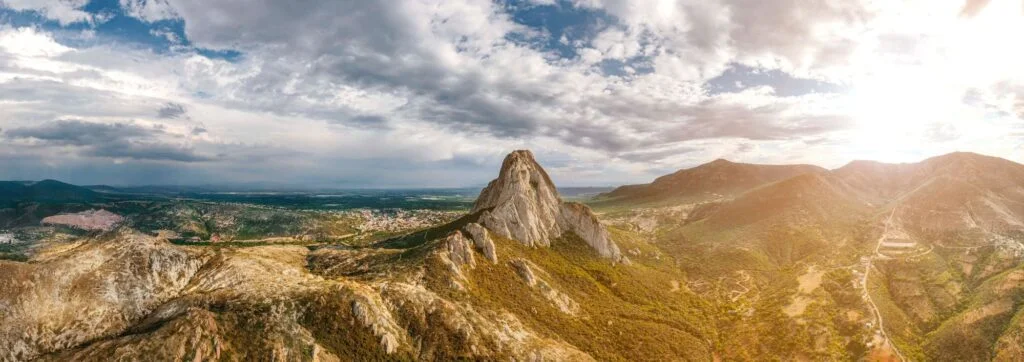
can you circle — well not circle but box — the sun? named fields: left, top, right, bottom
left=841, top=0, right=1024, bottom=163
left=843, top=70, right=958, bottom=163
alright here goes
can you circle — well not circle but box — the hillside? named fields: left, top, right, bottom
left=0, top=150, right=715, bottom=361
left=603, top=151, right=1024, bottom=360
left=0, top=179, right=99, bottom=205
left=597, top=159, right=825, bottom=205
left=4, top=150, right=1024, bottom=360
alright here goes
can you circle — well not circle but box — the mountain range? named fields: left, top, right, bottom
left=0, top=180, right=99, bottom=205
left=2, top=150, right=1024, bottom=360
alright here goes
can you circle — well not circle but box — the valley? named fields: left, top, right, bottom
left=2, top=151, right=1024, bottom=361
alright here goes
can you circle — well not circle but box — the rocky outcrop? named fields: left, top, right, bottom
left=472, top=150, right=621, bottom=261
left=443, top=231, right=475, bottom=269
left=463, top=223, right=497, bottom=263
left=558, top=202, right=621, bottom=261
left=510, top=259, right=580, bottom=315
left=434, top=231, right=477, bottom=290
left=0, top=230, right=210, bottom=360
left=473, top=151, right=563, bottom=248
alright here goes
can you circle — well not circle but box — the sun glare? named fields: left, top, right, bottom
left=844, top=0, right=1024, bottom=163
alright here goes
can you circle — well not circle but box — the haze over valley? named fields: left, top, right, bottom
left=4, top=0, right=1024, bottom=360
left=3, top=150, right=1024, bottom=360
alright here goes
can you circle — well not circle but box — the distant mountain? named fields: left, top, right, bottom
left=0, top=179, right=99, bottom=205
left=0, top=181, right=32, bottom=201
left=645, top=151, right=1024, bottom=359
left=836, top=152, right=1024, bottom=236
left=83, top=184, right=216, bottom=195
left=690, top=172, right=867, bottom=230
left=607, top=152, right=1024, bottom=237
left=598, top=159, right=826, bottom=204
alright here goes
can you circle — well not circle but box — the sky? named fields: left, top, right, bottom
left=0, top=0, right=1023, bottom=188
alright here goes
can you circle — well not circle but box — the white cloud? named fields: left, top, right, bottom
left=0, top=26, right=72, bottom=57
left=2, top=0, right=1024, bottom=186
left=0, top=0, right=93, bottom=25
left=119, top=0, right=178, bottom=22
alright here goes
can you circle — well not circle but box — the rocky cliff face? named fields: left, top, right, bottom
left=1, top=229, right=592, bottom=361
left=473, top=150, right=622, bottom=261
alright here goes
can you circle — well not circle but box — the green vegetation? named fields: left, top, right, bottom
left=0, top=243, right=29, bottom=262
left=448, top=232, right=714, bottom=361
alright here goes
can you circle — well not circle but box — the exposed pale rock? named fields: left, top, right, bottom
left=0, top=231, right=210, bottom=360
left=510, top=259, right=580, bottom=315
left=511, top=259, right=538, bottom=287
left=432, top=231, right=477, bottom=290
left=349, top=286, right=405, bottom=355
left=41, top=209, right=124, bottom=231
left=380, top=282, right=593, bottom=360
left=473, top=150, right=622, bottom=261
left=463, top=223, right=498, bottom=263
left=557, top=202, right=621, bottom=260
left=444, top=231, right=476, bottom=269
left=0, top=227, right=594, bottom=361
left=473, top=150, right=563, bottom=248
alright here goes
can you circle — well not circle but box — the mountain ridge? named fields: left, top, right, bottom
left=598, top=158, right=827, bottom=204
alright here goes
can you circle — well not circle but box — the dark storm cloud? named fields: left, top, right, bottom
left=5, top=120, right=155, bottom=146
left=87, top=141, right=214, bottom=162
left=157, top=102, right=188, bottom=119
left=4, top=120, right=214, bottom=163
left=338, top=115, right=392, bottom=129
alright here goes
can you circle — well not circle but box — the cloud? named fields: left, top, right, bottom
left=119, top=0, right=178, bottom=22
left=616, top=145, right=701, bottom=162
left=5, top=120, right=155, bottom=145
left=0, top=0, right=94, bottom=25
left=88, top=140, right=212, bottom=162
left=157, top=102, right=187, bottom=119
left=960, top=0, right=992, bottom=17
left=3, top=120, right=214, bottom=162
left=151, top=0, right=858, bottom=145
left=1, top=0, right=1023, bottom=186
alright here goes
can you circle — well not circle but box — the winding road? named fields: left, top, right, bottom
left=862, top=205, right=907, bottom=362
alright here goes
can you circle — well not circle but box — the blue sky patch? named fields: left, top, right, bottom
left=0, top=0, right=240, bottom=62
left=706, top=63, right=847, bottom=97
left=502, top=0, right=615, bottom=59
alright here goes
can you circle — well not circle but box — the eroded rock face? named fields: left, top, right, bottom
left=444, top=231, right=476, bottom=269
left=2, top=229, right=591, bottom=361
left=473, top=150, right=621, bottom=261
left=432, top=231, right=477, bottom=290
left=510, top=259, right=580, bottom=315
left=463, top=223, right=497, bottom=263
left=0, top=230, right=210, bottom=360
left=558, top=202, right=621, bottom=261
left=473, top=150, right=563, bottom=248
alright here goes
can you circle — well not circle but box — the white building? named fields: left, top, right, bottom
left=0, top=232, right=17, bottom=244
